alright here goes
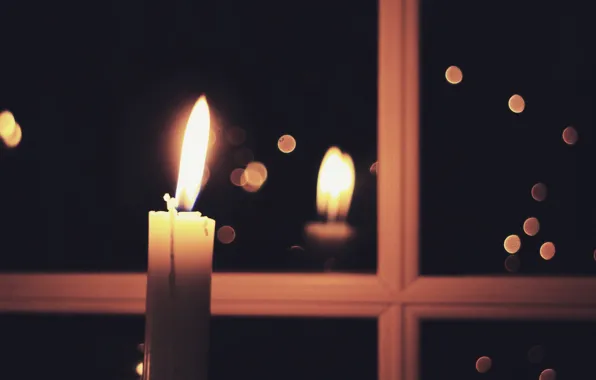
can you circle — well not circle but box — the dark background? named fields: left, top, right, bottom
left=0, top=0, right=378, bottom=273
left=422, top=319, right=596, bottom=379
left=0, top=314, right=377, bottom=380
left=420, top=0, right=596, bottom=274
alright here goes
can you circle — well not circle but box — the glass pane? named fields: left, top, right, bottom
left=420, top=0, right=596, bottom=274
left=0, top=0, right=378, bottom=272
left=0, top=314, right=376, bottom=380
left=422, top=319, right=596, bottom=379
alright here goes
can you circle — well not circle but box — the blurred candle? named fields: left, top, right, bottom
left=305, top=147, right=356, bottom=252
left=144, top=96, right=215, bottom=380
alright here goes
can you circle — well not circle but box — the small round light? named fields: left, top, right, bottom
left=508, top=94, right=525, bottom=113
left=445, top=66, right=463, bottom=84
left=277, top=134, right=296, bottom=153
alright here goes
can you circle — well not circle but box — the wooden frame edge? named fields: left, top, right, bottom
left=401, top=276, right=596, bottom=305
left=0, top=272, right=393, bottom=315
left=378, top=305, right=402, bottom=380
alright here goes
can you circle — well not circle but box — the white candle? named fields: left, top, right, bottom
left=305, top=147, right=356, bottom=250
left=144, top=95, right=215, bottom=380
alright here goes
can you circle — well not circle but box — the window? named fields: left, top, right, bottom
left=1, top=0, right=595, bottom=380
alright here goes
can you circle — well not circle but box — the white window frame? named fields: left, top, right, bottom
left=2, top=0, right=596, bottom=379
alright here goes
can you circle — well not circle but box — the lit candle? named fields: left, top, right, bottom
left=305, top=147, right=356, bottom=255
left=143, top=95, right=215, bottom=380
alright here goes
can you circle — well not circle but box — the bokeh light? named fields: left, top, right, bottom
left=562, top=126, right=578, bottom=145
left=445, top=65, right=463, bottom=84
left=230, top=168, right=248, bottom=187
left=527, top=345, right=545, bottom=364
left=540, top=242, right=555, bottom=260
left=226, top=126, right=246, bottom=146
left=475, top=356, right=492, bottom=373
left=504, top=255, right=520, bottom=273
left=136, top=362, right=143, bottom=376
left=523, top=217, right=540, bottom=236
left=504, top=235, right=521, bottom=254
left=217, top=225, right=236, bottom=244
left=508, top=94, right=525, bottom=113
left=0, top=110, right=16, bottom=139
left=242, top=161, right=268, bottom=193
left=539, top=368, right=556, bottom=380
left=3, top=123, right=22, bottom=148
left=277, top=134, right=296, bottom=153
left=370, top=161, right=378, bottom=175
left=531, top=182, right=547, bottom=202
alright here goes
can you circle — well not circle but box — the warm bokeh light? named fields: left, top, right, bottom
left=277, top=134, right=296, bottom=153
left=217, top=225, right=236, bottom=244
left=531, top=182, right=547, bottom=202
left=136, top=362, right=143, bottom=376
left=316, top=147, right=355, bottom=221
left=539, top=368, right=556, bottom=380
left=242, top=161, right=268, bottom=193
left=523, top=217, right=540, bottom=236
left=508, top=94, right=525, bottom=113
left=504, top=255, right=520, bottom=273
left=562, top=126, right=578, bottom=145
left=370, top=161, right=378, bottom=175
left=3, top=123, right=22, bottom=148
left=234, top=147, right=254, bottom=166
left=527, top=345, right=544, bottom=363
left=540, top=242, right=555, bottom=260
left=445, top=65, right=463, bottom=84
left=475, top=356, right=492, bottom=373
left=226, top=126, right=246, bottom=146
left=230, top=168, right=248, bottom=187
left=175, top=95, right=211, bottom=211
left=0, top=110, right=16, bottom=139
left=504, top=234, right=521, bottom=254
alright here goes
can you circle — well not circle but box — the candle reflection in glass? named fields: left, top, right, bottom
left=304, top=146, right=356, bottom=267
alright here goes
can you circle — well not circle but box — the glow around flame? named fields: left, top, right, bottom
left=316, top=147, right=355, bottom=221
left=175, top=95, right=211, bottom=211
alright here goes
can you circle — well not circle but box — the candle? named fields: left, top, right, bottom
left=305, top=147, right=356, bottom=259
left=143, top=95, right=215, bottom=380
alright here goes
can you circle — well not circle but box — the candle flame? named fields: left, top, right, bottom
left=175, top=95, right=211, bottom=211
left=316, top=147, right=355, bottom=221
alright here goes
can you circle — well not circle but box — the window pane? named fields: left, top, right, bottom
left=422, top=319, right=596, bottom=379
left=0, top=314, right=377, bottom=380
left=0, top=0, right=378, bottom=272
left=420, top=0, right=596, bottom=274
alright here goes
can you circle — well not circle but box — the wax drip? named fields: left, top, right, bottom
left=164, top=194, right=178, bottom=297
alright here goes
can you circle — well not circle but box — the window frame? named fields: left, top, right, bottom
left=2, top=0, right=596, bottom=379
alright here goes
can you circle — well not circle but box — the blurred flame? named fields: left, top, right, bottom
left=175, top=95, right=211, bottom=210
left=316, top=147, right=355, bottom=221
left=136, top=362, right=143, bottom=376
left=3, top=123, right=22, bottom=148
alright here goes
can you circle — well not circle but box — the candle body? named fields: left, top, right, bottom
left=144, top=211, right=215, bottom=380
left=304, top=221, right=355, bottom=269
left=304, top=221, right=355, bottom=247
